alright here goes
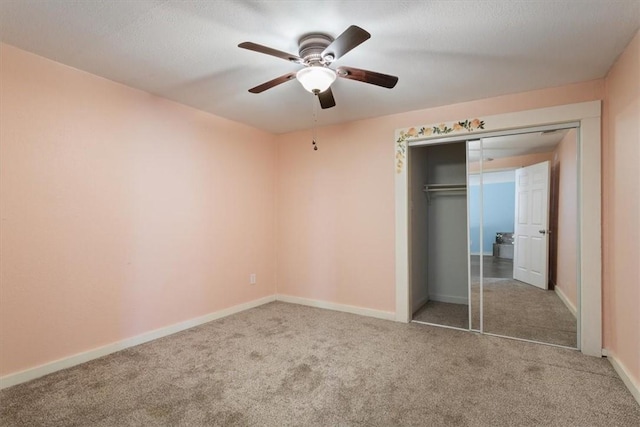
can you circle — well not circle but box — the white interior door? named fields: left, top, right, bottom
left=513, top=161, right=550, bottom=289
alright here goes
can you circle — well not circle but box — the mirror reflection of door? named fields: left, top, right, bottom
left=513, top=161, right=550, bottom=288
left=470, top=129, right=578, bottom=348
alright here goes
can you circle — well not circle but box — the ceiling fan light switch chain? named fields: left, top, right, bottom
left=312, top=95, right=319, bottom=151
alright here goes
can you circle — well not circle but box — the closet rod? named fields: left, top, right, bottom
left=423, top=184, right=467, bottom=191
left=423, top=184, right=467, bottom=203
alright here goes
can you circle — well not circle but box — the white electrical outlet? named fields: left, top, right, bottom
left=250, top=273, right=256, bottom=285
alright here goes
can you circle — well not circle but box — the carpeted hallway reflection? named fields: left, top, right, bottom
left=1, top=302, right=638, bottom=426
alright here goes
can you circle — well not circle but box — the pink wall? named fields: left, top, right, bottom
left=551, top=129, right=578, bottom=310
left=276, top=80, right=603, bottom=313
left=276, top=126, right=397, bottom=312
left=4, top=36, right=632, bottom=381
left=0, top=44, right=277, bottom=376
left=603, top=30, right=640, bottom=385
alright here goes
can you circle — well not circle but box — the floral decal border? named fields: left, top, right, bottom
left=395, top=118, right=485, bottom=173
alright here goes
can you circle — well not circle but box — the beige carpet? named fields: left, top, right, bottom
left=413, top=279, right=577, bottom=347
left=413, top=300, right=470, bottom=329
left=1, top=302, right=638, bottom=426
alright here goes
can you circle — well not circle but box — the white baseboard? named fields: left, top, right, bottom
left=554, top=286, right=577, bottom=318
left=0, top=295, right=276, bottom=390
left=608, top=352, right=640, bottom=406
left=428, top=294, right=469, bottom=305
left=276, top=294, right=395, bottom=321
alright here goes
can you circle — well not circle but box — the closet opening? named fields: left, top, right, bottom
left=408, top=125, right=580, bottom=350
left=410, top=141, right=470, bottom=331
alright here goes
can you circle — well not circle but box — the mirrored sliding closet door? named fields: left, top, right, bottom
left=468, top=140, right=482, bottom=333
left=475, top=130, right=579, bottom=348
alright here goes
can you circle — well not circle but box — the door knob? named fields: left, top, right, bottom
left=539, top=229, right=547, bottom=235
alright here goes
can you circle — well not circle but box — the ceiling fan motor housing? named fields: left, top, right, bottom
left=298, top=34, right=333, bottom=65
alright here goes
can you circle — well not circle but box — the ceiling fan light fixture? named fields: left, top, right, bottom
left=296, top=67, right=337, bottom=93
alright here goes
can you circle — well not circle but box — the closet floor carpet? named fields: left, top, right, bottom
left=1, top=302, right=638, bottom=426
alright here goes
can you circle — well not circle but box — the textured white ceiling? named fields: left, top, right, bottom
left=1, top=1, right=639, bottom=134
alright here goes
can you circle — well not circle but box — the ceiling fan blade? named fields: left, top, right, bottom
left=248, top=72, right=297, bottom=94
left=322, top=25, right=371, bottom=61
left=238, top=42, right=303, bottom=64
left=336, top=66, right=398, bottom=89
left=317, top=88, right=336, bottom=109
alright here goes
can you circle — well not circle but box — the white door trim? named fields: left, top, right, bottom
left=394, top=100, right=601, bottom=357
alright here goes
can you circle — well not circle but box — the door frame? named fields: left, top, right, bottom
left=394, top=101, right=602, bottom=357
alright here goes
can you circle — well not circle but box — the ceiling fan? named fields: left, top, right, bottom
left=238, top=25, right=399, bottom=109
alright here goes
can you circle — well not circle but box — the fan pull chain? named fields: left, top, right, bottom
left=312, top=94, right=318, bottom=151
